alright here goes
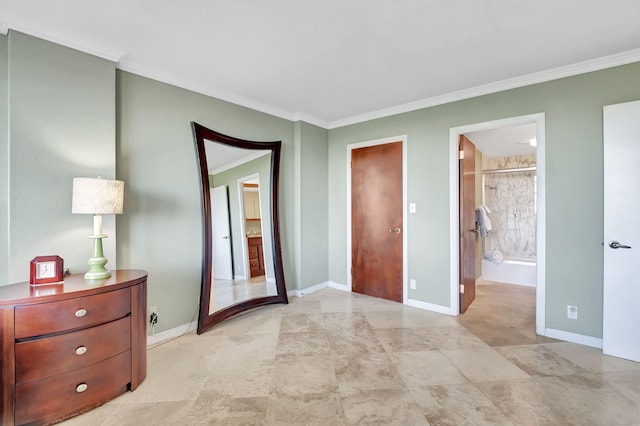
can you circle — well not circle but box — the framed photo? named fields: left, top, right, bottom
left=30, top=256, right=64, bottom=285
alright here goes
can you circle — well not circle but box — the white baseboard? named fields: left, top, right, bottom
left=147, top=321, right=198, bottom=348
left=544, top=328, right=603, bottom=349
left=266, top=277, right=276, bottom=283
left=406, top=298, right=456, bottom=315
left=288, top=281, right=330, bottom=298
left=328, top=281, right=349, bottom=292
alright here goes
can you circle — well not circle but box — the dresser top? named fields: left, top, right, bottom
left=0, top=269, right=148, bottom=306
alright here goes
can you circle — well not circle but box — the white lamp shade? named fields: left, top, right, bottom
left=72, top=178, right=124, bottom=214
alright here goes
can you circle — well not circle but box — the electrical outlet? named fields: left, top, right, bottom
left=149, top=306, right=158, bottom=325
left=410, top=279, right=416, bottom=290
left=567, top=305, right=578, bottom=320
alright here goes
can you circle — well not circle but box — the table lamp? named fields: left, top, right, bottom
left=72, top=177, right=124, bottom=280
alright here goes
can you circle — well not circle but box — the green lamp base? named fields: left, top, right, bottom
left=85, top=235, right=111, bottom=280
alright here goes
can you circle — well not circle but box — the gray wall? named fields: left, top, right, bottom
left=3, top=31, right=116, bottom=284
left=328, top=62, right=640, bottom=339
left=116, top=71, right=295, bottom=332
left=212, top=154, right=273, bottom=279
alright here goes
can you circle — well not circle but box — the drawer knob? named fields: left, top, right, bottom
left=76, top=383, right=88, bottom=393
left=75, top=308, right=87, bottom=318
left=75, top=346, right=87, bottom=356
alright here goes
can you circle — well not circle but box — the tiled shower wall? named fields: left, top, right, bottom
left=482, top=154, right=537, bottom=260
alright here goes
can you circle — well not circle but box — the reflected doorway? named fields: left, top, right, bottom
left=450, top=113, right=546, bottom=336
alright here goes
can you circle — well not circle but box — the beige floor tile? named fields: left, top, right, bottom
left=335, top=352, right=407, bottom=393
left=478, top=374, right=640, bottom=426
left=424, top=324, right=490, bottom=350
left=546, top=342, right=640, bottom=373
left=264, top=392, right=346, bottom=425
left=280, top=298, right=322, bottom=316
left=374, top=327, right=438, bottom=352
left=327, top=327, right=386, bottom=356
left=390, top=350, right=469, bottom=388
left=276, top=331, right=332, bottom=358
left=58, top=283, right=640, bottom=425
left=364, top=309, right=459, bottom=329
left=204, top=333, right=279, bottom=369
left=279, top=312, right=326, bottom=333
left=341, top=388, right=429, bottom=425
left=101, top=401, right=195, bottom=426
left=201, top=359, right=274, bottom=398
left=410, top=383, right=516, bottom=426
left=322, top=311, right=371, bottom=330
left=270, top=355, right=338, bottom=396
left=442, top=348, right=530, bottom=383
left=495, top=344, right=586, bottom=377
left=185, top=390, right=268, bottom=425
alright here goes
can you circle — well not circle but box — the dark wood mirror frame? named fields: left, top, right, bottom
left=191, top=122, right=288, bottom=334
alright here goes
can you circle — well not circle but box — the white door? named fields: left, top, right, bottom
left=212, top=185, right=233, bottom=280
left=603, top=100, right=640, bottom=362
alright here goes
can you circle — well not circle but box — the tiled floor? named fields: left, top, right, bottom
left=63, top=283, right=640, bottom=425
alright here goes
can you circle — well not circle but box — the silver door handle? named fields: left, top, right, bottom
left=469, top=228, right=479, bottom=234
left=609, top=240, right=631, bottom=249
left=389, top=227, right=401, bottom=233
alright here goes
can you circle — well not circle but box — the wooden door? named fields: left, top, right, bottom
left=603, top=100, right=640, bottom=362
left=351, top=142, right=403, bottom=302
left=459, top=135, right=476, bottom=313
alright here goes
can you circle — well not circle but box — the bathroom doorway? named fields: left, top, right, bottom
left=450, top=113, right=546, bottom=337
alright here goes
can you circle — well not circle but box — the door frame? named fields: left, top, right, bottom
left=449, top=113, right=546, bottom=335
left=347, top=135, right=408, bottom=303
left=237, top=173, right=268, bottom=281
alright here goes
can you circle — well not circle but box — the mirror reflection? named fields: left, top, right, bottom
left=192, top=122, right=287, bottom=335
left=205, top=142, right=277, bottom=313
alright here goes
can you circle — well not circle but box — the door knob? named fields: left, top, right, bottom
left=609, top=240, right=632, bottom=249
left=388, top=227, right=401, bottom=233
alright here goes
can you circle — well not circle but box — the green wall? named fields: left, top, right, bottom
left=295, top=122, right=329, bottom=289
left=211, top=154, right=273, bottom=279
left=116, top=71, right=295, bottom=332
left=0, top=35, right=8, bottom=285
left=4, top=29, right=640, bottom=342
left=3, top=31, right=116, bottom=283
left=328, top=62, right=640, bottom=338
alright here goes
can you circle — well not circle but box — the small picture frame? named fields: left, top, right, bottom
left=30, top=256, right=64, bottom=285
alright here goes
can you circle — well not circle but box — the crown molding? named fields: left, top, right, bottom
left=117, top=60, right=297, bottom=123
left=292, top=112, right=329, bottom=129
left=1, top=21, right=123, bottom=62
left=328, top=48, right=640, bottom=129
left=3, top=21, right=639, bottom=131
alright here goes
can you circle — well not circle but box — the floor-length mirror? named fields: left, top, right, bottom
left=192, top=122, right=287, bottom=334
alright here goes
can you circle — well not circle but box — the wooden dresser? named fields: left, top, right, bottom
left=0, top=270, right=147, bottom=426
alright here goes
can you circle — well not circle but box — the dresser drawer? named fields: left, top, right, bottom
left=15, top=287, right=131, bottom=338
left=15, top=351, right=131, bottom=425
left=15, top=316, right=131, bottom=383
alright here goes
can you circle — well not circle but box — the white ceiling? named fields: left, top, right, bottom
left=1, top=1, right=639, bottom=128
left=465, top=124, right=537, bottom=158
